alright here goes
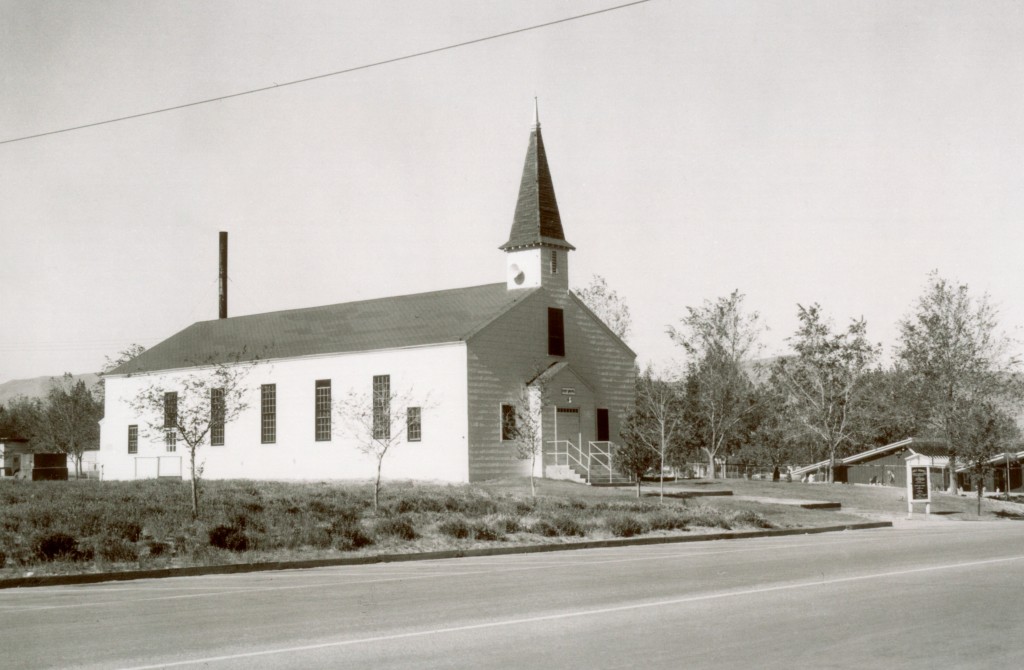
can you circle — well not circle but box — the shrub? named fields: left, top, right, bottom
left=331, top=519, right=375, bottom=551
left=606, top=513, right=648, bottom=538
left=438, top=516, right=472, bottom=539
left=471, top=522, right=504, bottom=542
left=530, top=514, right=586, bottom=537
left=105, top=519, right=143, bottom=543
left=96, top=536, right=138, bottom=563
left=208, top=524, right=249, bottom=552
left=375, top=516, right=417, bottom=541
left=32, top=532, right=82, bottom=561
left=493, top=514, right=522, bottom=534
left=145, top=540, right=169, bottom=557
left=647, top=510, right=688, bottom=531
left=729, top=510, right=773, bottom=529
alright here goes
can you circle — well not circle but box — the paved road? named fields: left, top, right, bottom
left=3, top=520, right=1024, bottom=669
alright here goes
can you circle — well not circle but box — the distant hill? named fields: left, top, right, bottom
left=0, top=373, right=101, bottom=406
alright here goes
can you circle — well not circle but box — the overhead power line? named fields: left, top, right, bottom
left=1, top=0, right=652, bottom=146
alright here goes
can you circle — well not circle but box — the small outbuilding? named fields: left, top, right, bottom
left=794, top=438, right=951, bottom=490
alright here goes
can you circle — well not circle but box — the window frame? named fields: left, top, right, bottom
left=165, top=430, right=177, bottom=453
left=372, top=375, right=391, bottom=440
left=547, top=307, right=565, bottom=357
left=210, top=387, right=225, bottom=446
left=407, top=406, right=422, bottom=442
left=500, top=403, right=517, bottom=441
left=163, top=391, right=178, bottom=429
left=127, top=425, right=138, bottom=454
left=261, top=383, right=277, bottom=444
left=315, top=379, right=332, bottom=442
left=596, top=408, right=610, bottom=442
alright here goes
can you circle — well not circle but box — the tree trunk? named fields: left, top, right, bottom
left=948, top=453, right=959, bottom=494
left=636, top=478, right=641, bottom=498
left=977, top=472, right=983, bottom=516
left=704, top=447, right=716, bottom=480
left=530, top=452, right=536, bottom=497
left=189, top=449, right=199, bottom=519
left=374, top=459, right=383, bottom=513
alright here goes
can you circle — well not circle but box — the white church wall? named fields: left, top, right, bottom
left=99, top=343, right=469, bottom=483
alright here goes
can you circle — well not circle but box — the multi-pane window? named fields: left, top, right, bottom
left=501, top=404, right=516, bottom=441
left=210, top=387, right=225, bottom=446
left=548, top=307, right=565, bottom=356
left=261, top=384, right=276, bottom=444
left=407, top=407, right=421, bottom=442
left=163, top=392, right=178, bottom=429
left=372, top=375, right=391, bottom=440
left=127, top=425, right=138, bottom=454
left=165, top=430, right=177, bottom=452
left=315, top=379, right=332, bottom=441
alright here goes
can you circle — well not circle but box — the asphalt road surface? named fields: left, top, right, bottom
left=3, top=520, right=1024, bottom=669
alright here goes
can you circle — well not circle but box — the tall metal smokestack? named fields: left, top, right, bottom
left=219, top=231, right=228, bottom=319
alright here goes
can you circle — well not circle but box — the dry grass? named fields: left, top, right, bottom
left=6, top=474, right=1014, bottom=580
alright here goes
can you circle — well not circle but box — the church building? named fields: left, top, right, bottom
left=98, top=115, right=636, bottom=483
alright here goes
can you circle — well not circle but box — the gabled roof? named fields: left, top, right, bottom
left=791, top=437, right=950, bottom=476
left=111, top=283, right=538, bottom=375
left=500, top=122, right=574, bottom=252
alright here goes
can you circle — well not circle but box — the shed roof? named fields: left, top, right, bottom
left=111, top=283, right=538, bottom=375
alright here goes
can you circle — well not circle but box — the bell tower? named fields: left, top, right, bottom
left=501, top=102, right=574, bottom=292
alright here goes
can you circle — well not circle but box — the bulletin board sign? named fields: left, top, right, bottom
left=906, top=465, right=931, bottom=516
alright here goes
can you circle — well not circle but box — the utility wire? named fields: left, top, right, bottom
left=1, top=0, right=652, bottom=146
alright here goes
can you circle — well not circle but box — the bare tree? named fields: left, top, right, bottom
left=129, top=356, right=256, bottom=518
left=576, top=274, right=632, bottom=341
left=337, top=378, right=425, bottom=512
left=897, top=272, right=1024, bottom=493
left=669, top=290, right=763, bottom=479
left=35, top=374, right=103, bottom=478
left=506, top=382, right=545, bottom=497
left=775, top=304, right=880, bottom=483
left=620, top=365, right=685, bottom=499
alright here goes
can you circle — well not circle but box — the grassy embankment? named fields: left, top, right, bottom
left=7, top=475, right=1011, bottom=579
left=0, top=477, right=801, bottom=578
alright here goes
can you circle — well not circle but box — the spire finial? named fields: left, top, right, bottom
left=534, top=97, right=540, bottom=129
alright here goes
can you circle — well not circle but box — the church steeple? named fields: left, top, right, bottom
left=502, top=104, right=574, bottom=291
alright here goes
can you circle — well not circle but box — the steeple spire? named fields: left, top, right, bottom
left=500, top=104, right=574, bottom=252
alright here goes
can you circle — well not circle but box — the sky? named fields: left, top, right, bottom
left=1, top=0, right=1022, bottom=384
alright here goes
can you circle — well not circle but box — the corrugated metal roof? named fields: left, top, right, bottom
left=111, top=283, right=538, bottom=375
left=500, top=125, right=574, bottom=251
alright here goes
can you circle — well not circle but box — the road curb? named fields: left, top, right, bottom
left=0, top=521, right=892, bottom=590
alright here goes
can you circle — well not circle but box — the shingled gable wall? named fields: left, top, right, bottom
left=465, top=286, right=635, bottom=481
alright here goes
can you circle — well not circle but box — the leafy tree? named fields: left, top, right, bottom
left=129, top=357, right=256, bottom=518
left=855, top=365, right=923, bottom=447
left=576, top=274, right=632, bottom=341
left=0, top=395, right=43, bottom=441
left=958, top=402, right=1022, bottom=514
left=732, top=375, right=800, bottom=480
left=774, top=304, right=880, bottom=483
left=897, top=272, right=1024, bottom=493
left=337, top=380, right=425, bottom=512
left=619, top=365, right=685, bottom=499
left=615, top=412, right=663, bottom=498
left=34, top=374, right=103, bottom=478
left=668, top=290, right=763, bottom=479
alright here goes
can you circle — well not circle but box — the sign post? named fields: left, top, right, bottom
left=907, top=465, right=931, bottom=518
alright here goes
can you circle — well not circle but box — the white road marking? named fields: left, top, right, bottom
left=116, top=554, right=1024, bottom=669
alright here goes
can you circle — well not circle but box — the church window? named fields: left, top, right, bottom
left=163, top=392, right=177, bottom=429
left=407, top=406, right=421, bottom=442
left=597, top=409, right=610, bottom=442
left=315, top=380, right=332, bottom=441
left=211, top=388, right=225, bottom=446
left=548, top=308, right=565, bottom=356
left=127, top=425, right=138, bottom=454
left=165, top=430, right=176, bottom=452
left=261, top=384, right=276, bottom=444
left=501, top=404, right=516, bottom=441
left=373, top=375, right=391, bottom=440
